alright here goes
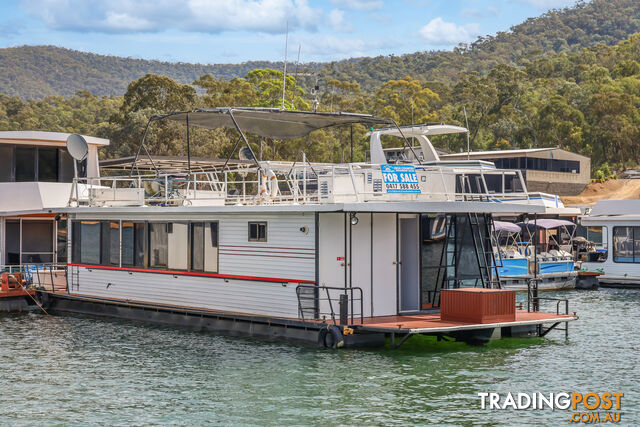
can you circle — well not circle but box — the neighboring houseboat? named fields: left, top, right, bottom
left=580, top=200, right=640, bottom=288
left=37, top=108, right=575, bottom=347
left=0, top=131, right=108, bottom=310
left=496, top=219, right=578, bottom=291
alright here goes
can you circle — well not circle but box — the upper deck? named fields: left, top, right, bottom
left=66, top=107, right=558, bottom=214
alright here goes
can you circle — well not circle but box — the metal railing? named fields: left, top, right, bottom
left=69, top=162, right=537, bottom=208
left=296, top=284, right=364, bottom=325
left=13, top=263, right=68, bottom=293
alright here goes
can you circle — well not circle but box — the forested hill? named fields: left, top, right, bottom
left=2, top=0, right=640, bottom=98
left=0, top=45, right=313, bottom=99
left=321, top=0, right=640, bottom=89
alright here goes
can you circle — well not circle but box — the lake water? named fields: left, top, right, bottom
left=0, top=289, right=637, bottom=425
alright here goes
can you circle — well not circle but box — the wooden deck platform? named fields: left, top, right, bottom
left=353, top=310, right=577, bottom=334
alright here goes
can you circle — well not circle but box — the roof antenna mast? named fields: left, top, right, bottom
left=281, top=21, right=289, bottom=110
left=464, top=106, right=470, bottom=160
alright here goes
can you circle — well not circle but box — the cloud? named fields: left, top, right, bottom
left=518, top=0, right=579, bottom=9
left=20, top=0, right=320, bottom=34
left=301, top=34, right=396, bottom=58
left=328, top=0, right=383, bottom=11
left=461, top=8, right=483, bottom=19
left=418, top=17, right=480, bottom=45
left=327, top=9, right=352, bottom=32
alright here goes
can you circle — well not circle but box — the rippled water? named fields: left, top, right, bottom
left=0, top=289, right=638, bottom=425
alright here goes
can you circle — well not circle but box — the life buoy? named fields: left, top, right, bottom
left=317, top=325, right=344, bottom=349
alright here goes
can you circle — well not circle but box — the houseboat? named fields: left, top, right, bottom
left=580, top=200, right=640, bottom=288
left=0, top=131, right=108, bottom=310
left=37, top=108, right=575, bottom=347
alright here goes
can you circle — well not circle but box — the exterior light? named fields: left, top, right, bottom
left=350, top=213, right=359, bottom=226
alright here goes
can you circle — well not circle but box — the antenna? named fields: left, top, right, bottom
left=463, top=106, right=470, bottom=160
left=281, top=21, right=289, bottom=110
left=66, top=133, right=88, bottom=180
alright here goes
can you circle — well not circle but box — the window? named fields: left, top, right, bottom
left=612, top=226, right=640, bottom=263
left=38, top=147, right=58, bottom=182
left=22, top=220, right=54, bottom=264
left=79, top=221, right=101, bottom=264
left=248, top=222, right=267, bottom=242
left=56, top=218, right=67, bottom=264
left=191, top=222, right=205, bottom=271
left=109, top=221, right=120, bottom=265
left=5, top=220, right=20, bottom=264
left=167, top=222, right=188, bottom=270
left=121, top=222, right=134, bottom=266
left=191, top=222, right=219, bottom=272
left=149, top=223, right=168, bottom=267
left=15, top=146, right=36, bottom=181
left=0, top=146, right=13, bottom=182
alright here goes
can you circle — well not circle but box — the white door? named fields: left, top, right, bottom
left=371, top=213, right=397, bottom=316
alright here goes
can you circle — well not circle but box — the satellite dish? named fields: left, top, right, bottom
left=239, top=146, right=256, bottom=162
left=66, top=134, right=88, bottom=161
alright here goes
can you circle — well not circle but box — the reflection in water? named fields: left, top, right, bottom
left=0, top=290, right=637, bottom=424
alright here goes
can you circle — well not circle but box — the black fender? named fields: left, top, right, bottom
left=317, top=325, right=345, bottom=349
left=34, top=291, right=51, bottom=310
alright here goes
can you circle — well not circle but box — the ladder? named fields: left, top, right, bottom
left=468, top=213, right=502, bottom=289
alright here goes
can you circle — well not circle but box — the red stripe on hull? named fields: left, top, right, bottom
left=68, top=263, right=315, bottom=284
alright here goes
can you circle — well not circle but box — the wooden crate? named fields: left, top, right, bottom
left=440, top=288, right=516, bottom=323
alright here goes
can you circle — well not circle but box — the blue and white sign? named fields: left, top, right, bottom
left=381, top=164, right=421, bottom=193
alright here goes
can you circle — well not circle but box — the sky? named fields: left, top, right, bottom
left=0, top=0, right=585, bottom=64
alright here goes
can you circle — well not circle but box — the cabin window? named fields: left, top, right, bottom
left=612, top=226, right=640, bottom=263
left=15, top=147, right=36, bottom=182
left=21, top=221, right=54, bottom=264
left=5, top=220, right=20, bottom=265
left=109, top=221, right=120, bottom=265
left=149, top=223, right=168, bottom=268
left=167, top=222, right=188, bottom=270
left=38, top=147, right=58, bottom=182
left=79, top=221, right=101, bottom=264
left=0, top=146, right=13, bottom=182
left=191, top=222, right=219, bottom=272
left=248, top=222, right=267, bottom=242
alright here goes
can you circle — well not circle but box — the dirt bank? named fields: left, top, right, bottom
left=561, top=179, right=640, bottom=206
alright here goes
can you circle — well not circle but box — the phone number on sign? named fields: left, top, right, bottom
left=386, top=183, right=420, bottom=190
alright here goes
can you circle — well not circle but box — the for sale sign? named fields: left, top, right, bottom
left=381, top=164, right=421, bottom=193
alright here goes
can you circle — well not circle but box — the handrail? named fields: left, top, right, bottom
left=295, top=284, right=364, bottom=325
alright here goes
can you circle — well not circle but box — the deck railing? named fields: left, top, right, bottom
left=296, top=284, right=364, bottom=325
left=70, top=163, right=534, bottom=208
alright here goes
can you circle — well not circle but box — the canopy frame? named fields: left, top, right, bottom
left=128, top=107, right=405, bottom=177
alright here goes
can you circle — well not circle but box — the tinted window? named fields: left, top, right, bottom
left=121, top=222, right=135, bottom=266
left=109, top=221, right=120, bottom=265
left=191, top=222, right=205, bottom=271
left=38, top=147, right=58, bottom=182
left=5, top=220, right=20, bottom=264
left=15, top=147, right=36, bottom=181
left=0, top=146, right=13, bottom=182
left=60, top=149, right=76, bottom=182
left=80, top=221, right=101, bottom=264
left=248, top=222, right=267, bottom=242
left=134, top=223, right=146, bottom=267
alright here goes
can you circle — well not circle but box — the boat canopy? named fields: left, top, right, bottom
left=367, top=123, right=468, bottom=164
left=517, top=219, right=576, bottom=230
left=493, top=220, right=522, bottom=233
left=152, top=108, right=393, bottom=140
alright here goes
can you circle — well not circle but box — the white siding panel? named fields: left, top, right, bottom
left=218, top=213, right=316, bottom=281
left=72, top=268, right=301, bottom=318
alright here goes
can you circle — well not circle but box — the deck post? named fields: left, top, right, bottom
left=339, top=293, right=348, bottom=325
